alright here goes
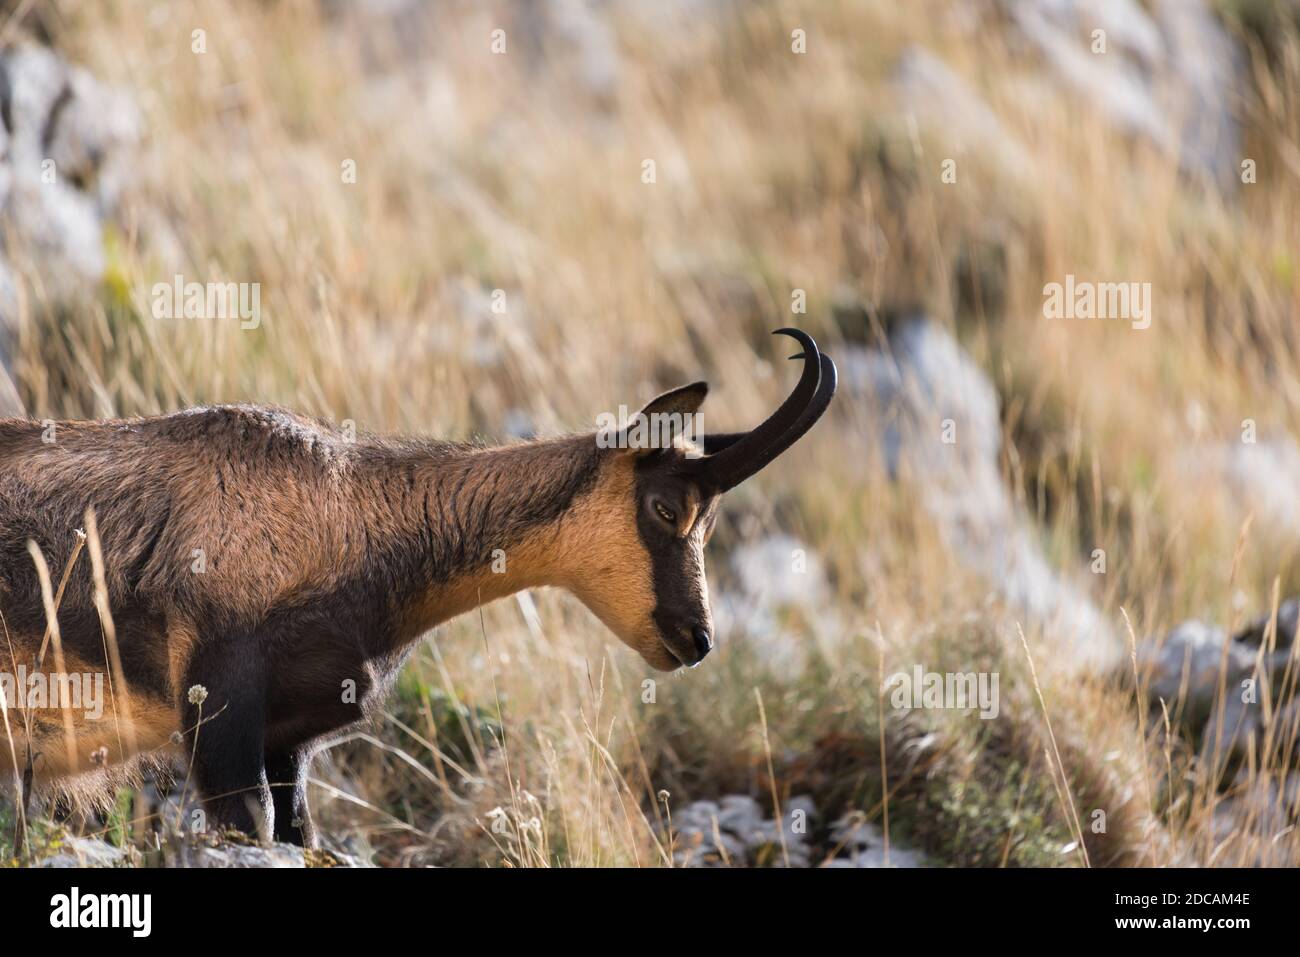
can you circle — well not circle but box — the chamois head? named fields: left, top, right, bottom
left=570, top=329, right=836, bottom=671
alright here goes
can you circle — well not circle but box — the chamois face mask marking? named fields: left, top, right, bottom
left=580, top=330, right=836, bottom=670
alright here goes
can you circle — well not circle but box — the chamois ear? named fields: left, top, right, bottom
left=636, top=381, right=708, bottom=419
left=611, top=381, right=708, bottom=456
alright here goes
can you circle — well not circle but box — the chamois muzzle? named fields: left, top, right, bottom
left=691, top=328, right=837, bottom=492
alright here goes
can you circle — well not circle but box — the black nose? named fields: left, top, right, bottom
left=692, top=626, right=714, bottom=662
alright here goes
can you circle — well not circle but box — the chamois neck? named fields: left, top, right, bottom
left=355, top=432, right=606, bottom=635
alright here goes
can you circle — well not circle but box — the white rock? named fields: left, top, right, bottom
left=1012, top=2, right=1177, bottom=156
left=1152, top=0, right=1242, bottom=186
left=826, top=843, right=928, bottom=868
left=730, top=533, right=827, bottom=609
left=1018, top=0, right=1165, bottom=64
left=893, top=47, right=1033, bottom=180
left=0, top=40, right=141, bottom=392
left=846, top=317, right=1118, bottom=669
left=35, top=833, right=127, bottom=868
left=829, top=814, right=884, bottom=851
left=1138, top=620, right=1256, bottom=720
left=715, top=794, right=764, bottom=835
left=1005, top=0, right=1241, bottom=186
left=179, top=841, right=308, bottom=868
left=1182, top=441, right=1300, bottom=541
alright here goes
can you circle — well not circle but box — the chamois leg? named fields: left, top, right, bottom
left=266, top=747, right=317, bottom=847
left=183, top=638, right=272, bottom=840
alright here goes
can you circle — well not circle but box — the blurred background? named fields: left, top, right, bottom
left=2, top=0, right=1299, bottom=867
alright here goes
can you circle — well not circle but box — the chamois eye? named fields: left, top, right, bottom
left=653, top=501, right=676, bottom=525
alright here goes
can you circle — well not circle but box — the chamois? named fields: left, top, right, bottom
left=0, top=328, right=835, bottom=846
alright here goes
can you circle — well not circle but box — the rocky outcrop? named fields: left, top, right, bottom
left=1139, top=598, right=1300, bottom=757
left=23, top=824, right=369, bottom=868
left=666, top=793, right=928, bottom=868
left=843, top=315, right=1119, bottom=669
left=163, top=833, right=367, bottom=868
left=713, top=532, right=834, bottom=673
left=0, top=41, right=141, bottom=415
left=1138, top=598, right=1300, bottom=861
left=715, top=314, right=1122, bottom=671
left=898, top=0, right=1242, bottom=189
left=1180, top=440, right=1300, bottom=543
left=30, top=831, right=130, bottom=868
left=824, top=814, right=928, bottom=868
left=894, top=47, right=1033, bottom=180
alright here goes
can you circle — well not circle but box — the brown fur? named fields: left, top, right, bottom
left=399, top=450, right=659, bottom=650
left=1, top=334, right=832, bottom=840
left=0, top=404, right=691, bottom=816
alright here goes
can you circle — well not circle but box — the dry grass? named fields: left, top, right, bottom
left=3, top=0, right=1300, bottom=866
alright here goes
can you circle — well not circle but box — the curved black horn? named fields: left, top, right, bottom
left=695, top=329, right=834, bottom=492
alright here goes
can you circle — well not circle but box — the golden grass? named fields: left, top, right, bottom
left=3, top=0, right=1299, bottom=866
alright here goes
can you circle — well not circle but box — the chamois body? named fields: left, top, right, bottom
left=0, top=405, right=631, bottom=842
left=0, top=328, right=835, bottom=845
